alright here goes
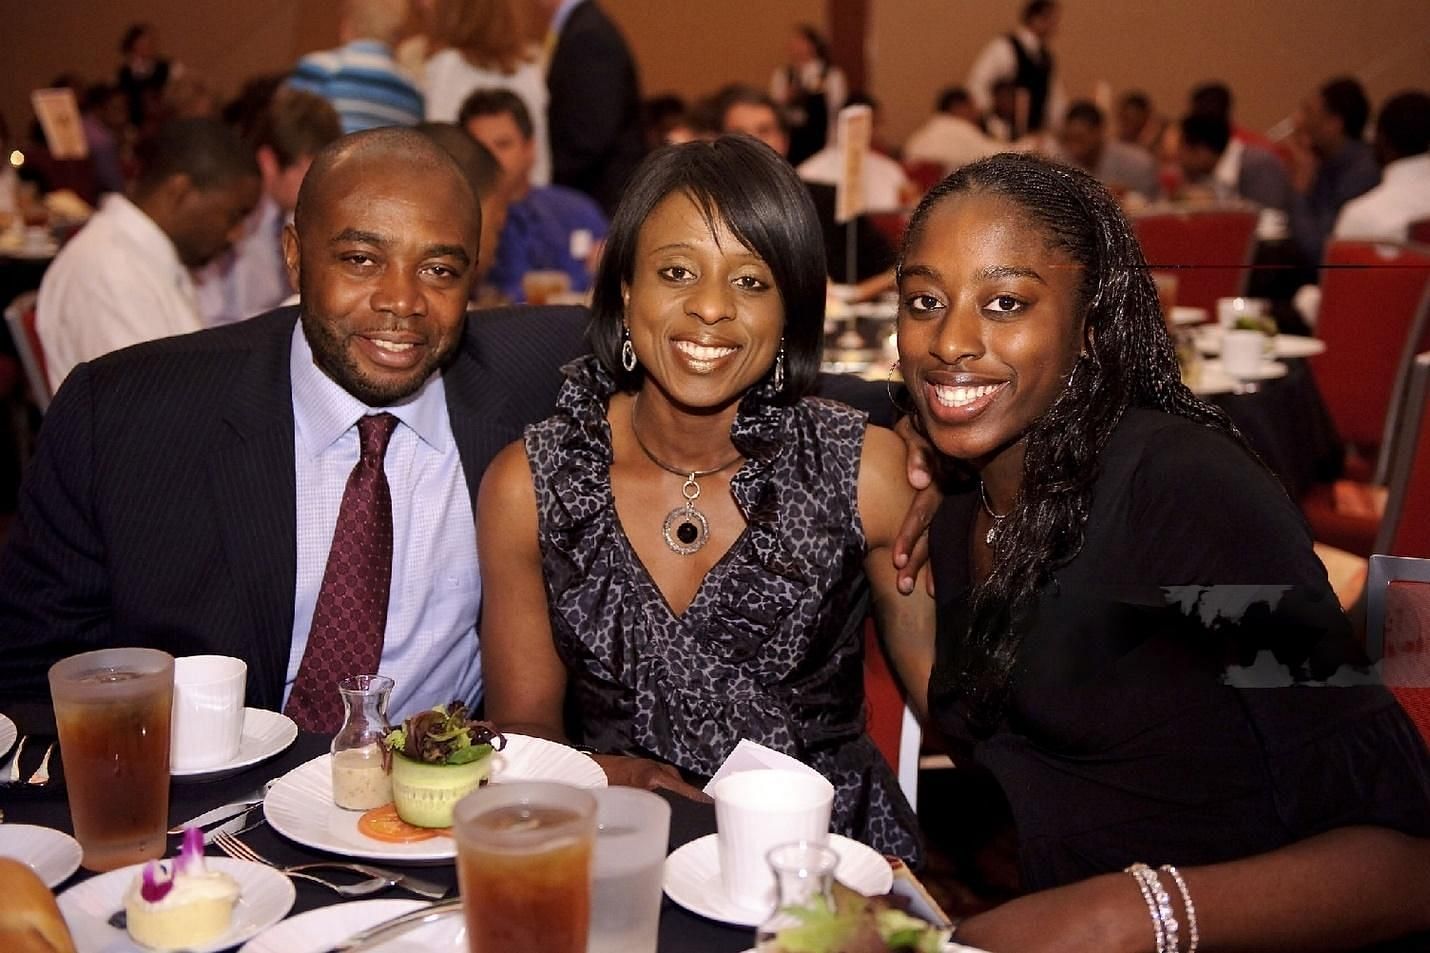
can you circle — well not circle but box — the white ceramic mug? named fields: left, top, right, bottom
left=1221, top=329, right=1266, bottom=379
left=713, top=768, right=834, bottom=912
left=170, top=655, right=247, bottom=771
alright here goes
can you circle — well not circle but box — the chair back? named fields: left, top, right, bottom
left=1312, top=241, right=1430, bottom=482
left=1376, top=352, right=1430, bottom=558
left=1409, top=218, right=1430, bottom=245
left=1131, top=206, right=1258, bottom=312
left=1366, top=555, right=1430, bottom=748
left=863, top=620, right=921, bottom=808
left=4, top=291, right=49, bottom=414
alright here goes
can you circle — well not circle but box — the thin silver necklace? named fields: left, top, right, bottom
left=979, top=480, right=1011, bottom=546
left=629, top=394, right=742, bottom=555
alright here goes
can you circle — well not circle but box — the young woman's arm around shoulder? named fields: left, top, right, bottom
left=476, top=439, right=706, bottom=800
left=856, top=424, right=937, bottom=722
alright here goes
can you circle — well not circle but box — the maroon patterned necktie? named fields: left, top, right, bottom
left=284, top=413, right=399, bottom=732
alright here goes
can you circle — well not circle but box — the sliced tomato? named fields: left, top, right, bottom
left=357, top=803, right=446, bottom=843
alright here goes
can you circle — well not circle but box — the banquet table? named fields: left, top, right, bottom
left=0, top=704, right=756, bottom=953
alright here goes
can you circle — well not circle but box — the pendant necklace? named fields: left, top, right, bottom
left=630, top=394, right=743, bottom=556
left=979, top=480, right=1011, bottom=546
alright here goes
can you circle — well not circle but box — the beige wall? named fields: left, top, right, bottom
left=2, top=1, right=1424, bottom=156
left=870, top=0, right=1430, bottom=146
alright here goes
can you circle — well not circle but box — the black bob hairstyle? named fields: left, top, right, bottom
left=589, top=135, right=827, bottom=404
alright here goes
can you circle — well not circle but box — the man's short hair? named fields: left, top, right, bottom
left=1321, top=77, right=1371, bottom=141
left=133, top=118, right=259, bottom=196
left=119, top=22, right=152, bottom=55
left=712, top=84, right=787, bottom=133
left=937, top=87, right=972, bottom=113
left=345, top=0, right=408, bottom=45
left=252, top=88, right=342, bottom=168
left=1064, top=100, right=1104, bottom=128
left=415, top=122, right=503, bottom=203
left=1376, top=90, right=1430, bottom=159
left=1180, top=113, right=1232, bottom=155
left=1120, top=90, right=1151, bottom=113
left=1190, top=82, right=1232, bottom=120
left=457, top=88, right=533, bottom=140
left=1021, top=0, right=1058, bottom=24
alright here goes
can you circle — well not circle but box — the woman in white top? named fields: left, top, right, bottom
left=422, top=0, right=550, bottom=185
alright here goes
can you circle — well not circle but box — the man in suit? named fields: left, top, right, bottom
left=540, top=0, right=645, bottom=215
left=0, top=127, right=589, bottom=725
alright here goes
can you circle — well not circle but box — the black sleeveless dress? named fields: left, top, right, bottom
left=524, top=356, right=921, bottom=861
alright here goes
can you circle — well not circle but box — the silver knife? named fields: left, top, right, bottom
left=321, top=897, right=464, bottom=953
left=169, top=795, right=265, bottom=835
left=201, top=806, right=262, bottom=846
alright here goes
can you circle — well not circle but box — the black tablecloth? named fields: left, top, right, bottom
left=0, top=705, right=752, bottom=953
left=1208, top=357, right=1342, bottom=500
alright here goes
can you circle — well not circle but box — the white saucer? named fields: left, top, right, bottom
left=1191, top=358, right=1289, bottom=396
left=240, top=898, right=467, bottom=953
left=1170, top=305, right=1208, bottom=326
left=0, top=824, right=82, bottom=887
left=1194, top=326, right=1327, bottom=359
left=663, top=833, right=894, bottom=928
left=57, top=857, right=295, bottom=953
left=172, top=709, right=298, bottom=781
left=0, top=713, right=15, bottom=758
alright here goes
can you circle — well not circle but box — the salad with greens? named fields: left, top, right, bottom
left=382, top=701, right=506, bottom=765
left=767, top=882, right=952, bottom=953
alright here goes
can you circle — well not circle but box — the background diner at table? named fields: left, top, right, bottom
left=2, top=0, right=1430, bottom=950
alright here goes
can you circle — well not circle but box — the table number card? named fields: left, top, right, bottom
left=31, top=88, right=87, bottom=160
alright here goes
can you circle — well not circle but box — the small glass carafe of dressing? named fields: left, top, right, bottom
left=755, top=842, right=839, bottom=950
left=331, top=674, right=394, bottom=810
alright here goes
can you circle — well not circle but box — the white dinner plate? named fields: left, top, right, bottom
left=1194, top=326, right=1327, bottom=359
left=264, top=735, right=606, bottom=864
left=57, top=857, right=295, bottom=953
left=239, top=898, right=468, bottom=953
left=172, top=708, right=298, bottom=781
left=0, top=713, right=15, bottom=759
left=0, top=824, right=83, bottom=887
left=663, top=833, right=894, bottom=928
left=1190, top=359, right=1289, bottom=396
left=1170, top=305, right=1209, bottom=326
left=744, top=944, right=986, bottom=953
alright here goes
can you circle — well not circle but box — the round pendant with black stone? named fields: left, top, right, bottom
left=662, top=502, right=710, bottom=555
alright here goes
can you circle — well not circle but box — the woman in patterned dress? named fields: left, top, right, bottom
left=477, top=135, right=935, bottom=860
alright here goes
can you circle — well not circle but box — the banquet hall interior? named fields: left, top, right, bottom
left=1, top=0, right=1429, bottom=948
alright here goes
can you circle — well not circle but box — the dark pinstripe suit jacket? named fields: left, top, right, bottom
left=0, top=305, right=592, bottom=707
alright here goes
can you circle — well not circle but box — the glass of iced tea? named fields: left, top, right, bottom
left=48, top=647, right=174, bottom=872
left=453, top=781, right=596, bottom=953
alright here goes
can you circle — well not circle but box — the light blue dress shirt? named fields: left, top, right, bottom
left=285, top=324, right=482, bottom=721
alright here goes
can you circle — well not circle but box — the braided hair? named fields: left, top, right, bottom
left=899, top=152, right=1245, bottom=729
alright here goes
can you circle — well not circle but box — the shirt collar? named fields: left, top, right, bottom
left=345, top=38, right=394, bottom=56
left=103, top=193, right=187, bottom=281
left=550, top=0, right=585, bottom=36
left=1213, top=138, right=1244, bottom=191
left=1014, top=26, right=1043, bottom=54
left=289, top=321, right=451, bottom=458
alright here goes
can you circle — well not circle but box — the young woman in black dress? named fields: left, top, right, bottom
left=896, top=152, right=1430, bottom=952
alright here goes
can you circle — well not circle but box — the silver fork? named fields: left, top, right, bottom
left=209, top=831, right=391, bottom=896
left=2, top=736, right=27, bottom=783
left=27, top=743, right=54, bottom=785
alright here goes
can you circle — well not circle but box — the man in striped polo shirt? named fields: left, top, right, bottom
left=289, top=0, right=423, bottom=134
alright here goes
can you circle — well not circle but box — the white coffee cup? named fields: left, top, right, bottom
left=1221, top=329, right=1266, bottom=379
left=170, top=655, right=247, bottom=770
left=712, top=768, right=834, bottom=912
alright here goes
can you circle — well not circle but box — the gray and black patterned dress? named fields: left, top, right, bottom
left=524, top=356, right=921, bottom=862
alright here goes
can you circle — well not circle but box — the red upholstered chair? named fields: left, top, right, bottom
left=1375, top=352, right=1430, bottom=559
left=1410, top=219, right=1430, bottom=246
left=1367, top=555, right=1430, bottom=749
left=863, top=620, right=921, bottom=808
left=903, top=159, right=946, bottom=194
left=4, top=292, right=50, bottom=414
left=1300, top=244, right=1430, bottom=555
left=1131, top=206, right=1258, bottom=312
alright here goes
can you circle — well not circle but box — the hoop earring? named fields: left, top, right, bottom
left=772, top=341, right=786, bottom=392
left=621, top=327, right=638, bottom=372
left=886, top=361, right=917, bottom=417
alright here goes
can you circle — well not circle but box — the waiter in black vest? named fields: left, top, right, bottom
left=967, top=0, right=1065, bottom=137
